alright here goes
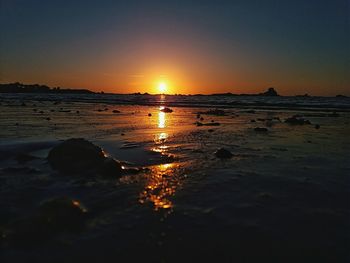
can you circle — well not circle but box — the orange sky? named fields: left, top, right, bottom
left=1, top=1, right=349, bottom=96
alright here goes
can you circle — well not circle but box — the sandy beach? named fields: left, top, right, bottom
left=0, top=95, right=349, bottom=262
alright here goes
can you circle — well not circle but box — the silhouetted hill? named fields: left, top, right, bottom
left=259, top=87, right=279, bottom=96
left=0, top=82, right=94, bottom=94
left=211, top=87, right=280, bottom=96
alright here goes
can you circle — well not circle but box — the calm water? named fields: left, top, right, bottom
left=1, top=93, right=350, bottom=110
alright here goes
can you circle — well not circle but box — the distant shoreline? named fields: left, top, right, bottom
left=0, top=82, right=348, bottom=98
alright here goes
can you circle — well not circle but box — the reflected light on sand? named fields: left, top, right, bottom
left=158, top=132, right=167, bottom=141
left=158, top=111, right=166, bottom=128
left=139, top=163, right=180, bottom=211
left=152, top=132, right=168, bottom=153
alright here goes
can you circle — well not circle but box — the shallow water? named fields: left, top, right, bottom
left=0, top=95, right=349, bottom=262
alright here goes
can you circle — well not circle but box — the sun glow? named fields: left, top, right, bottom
left=158, top=82, right=167, bottom=93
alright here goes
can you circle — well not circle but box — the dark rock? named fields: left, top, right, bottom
left=208, top=129, right=214, bottom=132
left=196, top=114, right=200, bottom=119
left=47, top=138, right=106, bottom=174
left=196, top=122, right=220, bottom=126
left=47, top=138, right=133, bottom=177
left=250, top=120, right=256, bottom=123
left=39, top=197, right=87, bottom=225
left=259, top=87, right=279, bottom=96
left=215, top=148, right=233, bottom=159
left=76, top=110, right=80, bottom=114
left=4, top=197, right=87, bottom=246
left=160, top=107, right=173, bottom=113
left=296, top=93, right=310, bottom=97
left=21, top=102, right=26, bottom=106
left=254, top=127, right=268, bottom=132
left=315, top=124, right=320, bottom=129
left=46, top=117, right=51, bottom=121
left=336, top=94, right=347, bottom=98
left=148, top=113, right=152, bottom=117
left=100, top=158, right=123, bottom=177
left=112, top=109, right=120, bottom=113
left=200, top=117, right=204, bottom=121
left=285, top=115, right=311, bottom=125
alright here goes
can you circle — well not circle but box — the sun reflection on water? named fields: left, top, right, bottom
left=139, top=100, right=183, bottom=211
left=139, top=163, right=181, bottom=211
left=158, top=111, right=166, bottom=128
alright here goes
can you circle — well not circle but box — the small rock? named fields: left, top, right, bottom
left=160, top=107, right=173, bottom=113
left=47, top=138, right=106, bottom=174
left=148, top=113, right=152, bottom=117
left=112, top=110, right=120, bottom=113
left=250, top=119, right=256, bottom=123
left=47, top=138, right=126, bottom=177
left=315, top=124, right=320, bottom=129
left=4, top=197, right=87, bottom=246
left=196, top=122, right=220, bottom=126
left=285, top=115, right=311, bottom=125
left=254, top=127, right=268, bottom=132
left=215, top=148, right=233, bottom=159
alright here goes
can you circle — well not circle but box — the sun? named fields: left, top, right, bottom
left=158, top=82, right=167, bottom=93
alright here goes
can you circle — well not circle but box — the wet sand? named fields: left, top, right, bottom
left=0, top=98, right=349, bottom=262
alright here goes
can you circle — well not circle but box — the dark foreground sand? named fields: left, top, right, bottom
left=0, top=99, right=349, bottom=262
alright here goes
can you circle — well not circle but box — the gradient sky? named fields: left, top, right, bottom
left=0, top=0, right=349, bottom=95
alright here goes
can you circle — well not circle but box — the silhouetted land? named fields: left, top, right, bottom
left=211, top=87, right=280, bottom=96
left=0, top=82, right=94, bottom=94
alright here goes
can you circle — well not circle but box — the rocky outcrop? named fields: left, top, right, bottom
left=47, top=138, right=123, bottom=177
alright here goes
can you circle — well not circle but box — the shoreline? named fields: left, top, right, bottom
left=0, top=96, right=349, bottom=262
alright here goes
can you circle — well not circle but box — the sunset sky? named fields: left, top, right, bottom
left=0, top=0, right=349, bottom=95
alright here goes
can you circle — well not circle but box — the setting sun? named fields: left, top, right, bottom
left=158, top=82, right=167, bottom=93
